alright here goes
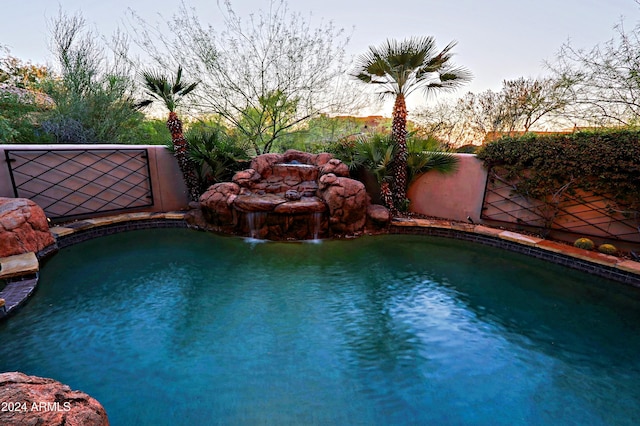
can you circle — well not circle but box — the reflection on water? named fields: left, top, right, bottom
left=1, top=230, right=639, bottom=425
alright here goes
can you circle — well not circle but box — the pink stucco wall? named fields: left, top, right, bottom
left=407, top=154, right=488, bottom=223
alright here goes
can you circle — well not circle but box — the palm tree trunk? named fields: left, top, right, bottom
left=391, top=94, right=408, bottom=208
left=167, top=112, right=200, bottom=201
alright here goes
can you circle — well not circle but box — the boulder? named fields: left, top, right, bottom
left=273, top=197, right=326, bottom=214
left=318, top=174, right=368, bottom=234
left=249, top=153, right=283, bottom=178
left=0, top=372, right=109, bottom=426
left=367, top=204, right=391, bottom=229
left=233, top=193, right=287, bottom=212
left=231, top=168, right=261, bottom=188
left=320, top=158, right=350, bottom=177
left=199, top=182, right=241, bottom=226
left=0, top=197, right=55, bottom=258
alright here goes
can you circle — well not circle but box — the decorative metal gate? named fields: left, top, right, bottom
left=481, top=171, right=640, bottom=243
left=5, top=148, right=154, bottom=221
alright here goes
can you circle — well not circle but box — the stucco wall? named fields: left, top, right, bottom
left=407, top=154, right=488, bottom=223
left=0, top=144, right=189, bottom=215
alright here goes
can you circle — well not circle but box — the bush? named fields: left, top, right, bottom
left=574, top=238, right=595, bottom=250
left=598, top=243, right=618, bottom=255
left=183, top=127, right=250, bottom=193
left=476, top=130, right=640, bottom=211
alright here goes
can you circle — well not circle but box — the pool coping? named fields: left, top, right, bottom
left=1, top=211, right=639, bottom=320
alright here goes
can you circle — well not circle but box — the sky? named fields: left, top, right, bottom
left=2, top=0, right=639, bottom=113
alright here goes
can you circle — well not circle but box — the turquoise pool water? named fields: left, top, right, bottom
left=1, top=229, right=640, bottom=425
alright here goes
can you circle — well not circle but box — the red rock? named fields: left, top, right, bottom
left=233, top=194, right=287, bottom=212
left=282, top=149, right=315, bottom=165
left=273, top=197, right=327, bottom=214
left=320, top=159, right=349, bottom=177
left=198, top=152, right=371, bottom=239
left=0, top=372, right=109, bottom=426
left=367, top=204, right=391, bottom=228
left=0, top=197, right=55, bottom=258
left=199, top=182, right=241, bottom=226
left=232, top=169, right=261, bottom=187
left=314, top=152, right=333, bottom=167
left=250, top=153, right=283, bottom=178
left=318, top=176, right=368, bottom=234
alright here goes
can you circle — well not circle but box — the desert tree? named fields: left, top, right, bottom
left=548, top=18, right=640, bottom=126
left=44, top=9, right=143, bottom=143
left=127, top=0, right=369, bottom=155
left=352, top=36, right=471, bottom=210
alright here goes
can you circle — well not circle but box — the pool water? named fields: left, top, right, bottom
left=1, top=229, right=640, bottom=425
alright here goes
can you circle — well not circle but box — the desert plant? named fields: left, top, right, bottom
left=574, top=237, right=595, bottom=250
left=598, top=243, right=618, bottom=255
left=138, top=66, right=200, bottom=200
left=352, top=36, right=471, bottom=209
left=183, top=127, right=250, bottom=192
left=332, top=132, right=458, bottom=210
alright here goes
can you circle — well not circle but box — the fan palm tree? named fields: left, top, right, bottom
left=352, top=36, right=471, bottom=210
left=138, top=66, right=200, bottom=201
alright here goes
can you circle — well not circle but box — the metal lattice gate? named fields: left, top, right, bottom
left=481, top=171, right=640, bottom=243
left=5, top=148, right=154, bottom=221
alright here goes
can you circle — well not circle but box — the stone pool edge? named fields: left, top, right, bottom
left=390, top=218, right=640, bottom=288
left=1, top=211, right=639, bottom=320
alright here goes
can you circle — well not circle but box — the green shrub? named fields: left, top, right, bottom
left=574, top=238, right=595, bottom=250
left=598, top=243, right=618, bottom=255
left=476, top=130, right=640, bottom=211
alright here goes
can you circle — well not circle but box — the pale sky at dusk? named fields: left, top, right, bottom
left=1, top=0, right=639, bottom=108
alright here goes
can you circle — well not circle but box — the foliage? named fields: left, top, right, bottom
left=330, top=132, right=459, bottom=186
left=138, top=66, right=198, bottom=113
left=405, top=137, right=459, bottom=184
left=574, top=238, right=595, bottom=250
left=547, top=18, right=640, bottom=126
left=134, top=119, right=172, bottom=145
left=128, top=0, right=365, bottom=154
left=414, top=77, right=569, bottom=147
left=0, top=47, right=51, bottom=89
left=43, top=10, right=144, bottom=144
left=0, top=89, right=48, bottom=143
left=183, top=126, right=250, bottom=192
left=351, top=36, right=470, bottom=209
left=476, top=130, right=640, bottom=211
left=351, top=37, right=472, bottom=99
left=598, top=243, right=618, bottom=255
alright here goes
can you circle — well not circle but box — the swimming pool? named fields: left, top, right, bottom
left=1, top=228, right=639, bottom=425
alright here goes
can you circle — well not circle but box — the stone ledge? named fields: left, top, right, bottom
left=499, top=230, right=544, bottom=246
left=0, top=252, right=39, bottom=280
left=390, top=219, right=640, bottom=285
left=51, top=211, right=187, bottom=237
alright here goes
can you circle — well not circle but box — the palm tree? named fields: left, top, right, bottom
left=352, top=36, right=471, bottom=211
left=138, top=66, right=200, bottom=201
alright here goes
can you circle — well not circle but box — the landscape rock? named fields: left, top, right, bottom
left=195, top=151, right=375, bottom=239
left=199, top=182, right=241, bottom=226
left=0, top=197, right=55, bottom=258
left=367, top=204, right=391, bottom=229
left=318, top=174, right=368, bottom=234
left=0, top=372, right=109, bottom=426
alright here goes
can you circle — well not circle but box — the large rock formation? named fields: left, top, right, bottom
left=0, top=198, right=55, bottom=258
left=191, top=150, right=390, bottom=239
left=0, top=372, right=109, bottom=425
